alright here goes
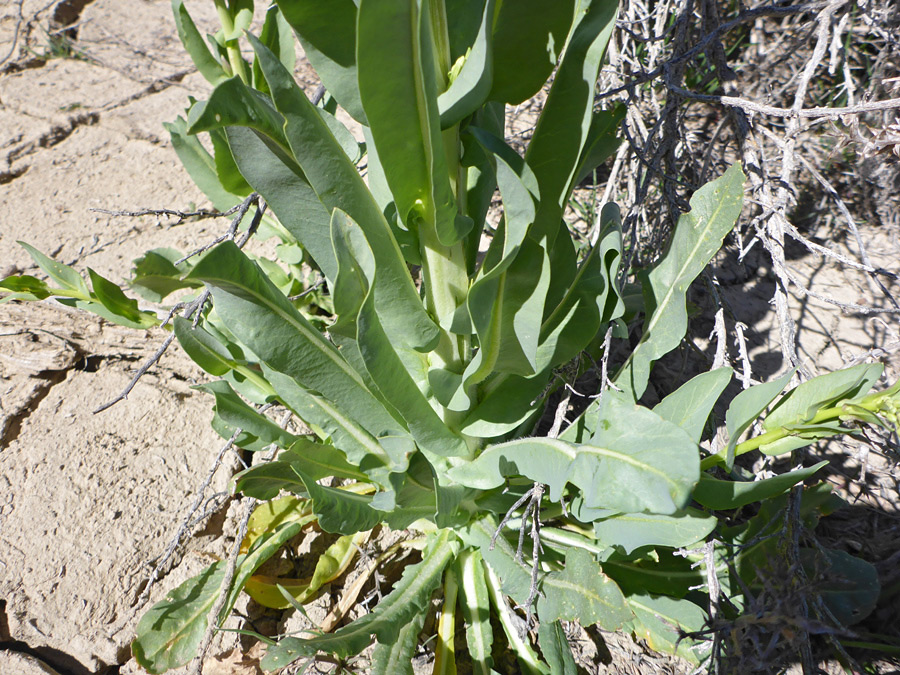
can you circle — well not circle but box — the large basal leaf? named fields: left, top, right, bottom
left=452, top=393, right=699, bottom=514
left=537, top=548, right=633, bottom=630
left=799, top=547, right=880, bottom=625
left=626, top=594, right=711, bottom=665
left=592, top=509, right=717, bottom=555
left=249, top=37, right=441, bottom=351
left=262, top=529, right=459, bottom=668
left=189, top=242, right=412, bottom=471
left=489, top=0, right=575, bottom=104
left=653, top=367, right=733, bottom=444
left=459, top=515, right=533, bottom=606
left=525, top=0, right=618, bottom=244
left=615, top=163, right=745, bottom=401
left=437, top=0, right=495, bottom=128
left=693, top=461, right=828, bottom=510
left=133, top=520, right=302, bottom=674
left=273, top=0, right=366, bottom=123
left=357, top=0, right=464, bottom=247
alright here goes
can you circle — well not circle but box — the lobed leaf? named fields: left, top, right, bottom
left=537, top=548, right=633, bottom=630
left=626, top=594, right=710, bottom=665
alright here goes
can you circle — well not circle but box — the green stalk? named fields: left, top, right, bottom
left=213, top=0, right=249, bottom=84
left=483, top=564, right=549, bottom=675
left=700, top=395, right=891, bottom=471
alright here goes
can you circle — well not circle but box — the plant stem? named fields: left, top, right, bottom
left=700, top=396, right=888, bottom=471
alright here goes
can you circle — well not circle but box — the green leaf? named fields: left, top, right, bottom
left=489, top=0, right=575, bottom=104
left=326, top=211, right=467, bottom=457
left=18, top=241, right=89, bottom=296
left=626, top=594, right=710, bottom=665
left=723, top=367, right=796, bottom=468
left=460, top=514, right=533, bottom=606
left=537, top=548, right=632, bottom=630
left=189, top=242, right=411, bottom=470
left=130, top=249, right=197, bottom=302
left=452, top=393, right=699, bottom=514
left=262, top=529, right=459, bottom=667
left=133, top=520, right=302, bottom=674
left=171, top=0, right=227, bottom=84
left=615, top=164, right=745, bottom=400
left=262, top=365, right=406, bottom=483
left=174, top=317, right=240, bottom=377
left=693, top=461, right=828, bottom=510
left=462, top=237, right=551, bottom=390
left=437, top=0, right=495, bottom=128
left=525, top=0, right=618, bottom=244
left=764, top=363, right=883, bottom=431
left=537, top=621, right=577, bottom=675
left=187, top=76, right=289, bottom=153
left=592, top=509, right=717, bottom=554
left=296, top=469, right=382, bottom=535
left=357, top=0, right=464, bottom=247
left=573, top=104, right=625, bottom=185
left=196, top=380, right=298, bottom=450
left=164, top=115, right=241, bottom=211
left=371, top=605, right=427, bottom=675
left=273, top=0, right=366, bottom=123
left=132, top=562, right=225, bottom=674
left=653, top=367, right=733, bottom=443
left=218, top=0, right=253, bottom=41
left=224, top=126, right=338, bottom=283
left=603, top=549, right=703, bottom=599
left=208, top=127, right=252, bottom=196
left=249, top=36, right=440, bottom=350
left=800, top=548, right=880, bottom=625
left=87, top=269, right=158, bottom=328
left=231, top=461, right=306, bottom=500
left=251, top=4, right=295, bottom=95
left=456, top=549, right=493, bottom=675
left=536, top=203, right=624, bottom=372
left=0, top=274, right=51, bottom=302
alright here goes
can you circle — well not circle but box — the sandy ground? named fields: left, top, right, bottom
left=1, top=2, right=899, bottom=675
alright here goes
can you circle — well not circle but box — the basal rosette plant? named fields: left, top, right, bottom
left=2, top=0, right=895, bottom=672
